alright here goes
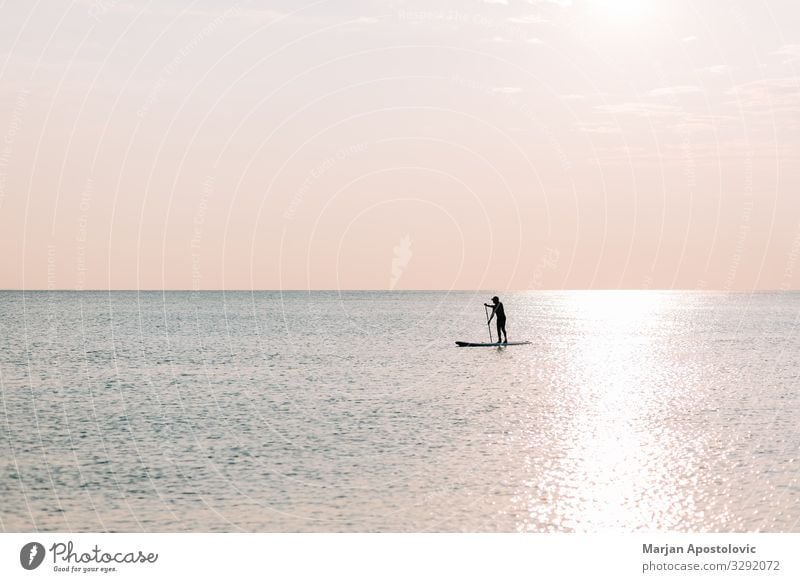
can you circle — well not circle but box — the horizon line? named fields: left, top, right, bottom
left=2, top=288, right=797, bottom=293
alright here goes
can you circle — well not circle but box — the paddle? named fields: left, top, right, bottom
left=484, top=304, right=493, bottom=343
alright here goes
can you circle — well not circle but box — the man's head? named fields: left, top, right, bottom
left=491, top=296, right=499, bottom=304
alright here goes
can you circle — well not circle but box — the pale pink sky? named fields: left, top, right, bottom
left=1, top=0, right=798, bottom=290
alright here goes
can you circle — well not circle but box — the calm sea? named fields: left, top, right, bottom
left=1, top=290, right=798, bottom=532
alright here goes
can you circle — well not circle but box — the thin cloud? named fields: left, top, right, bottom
left=773, top=44, right=800, bottom=63
left=595, top=103, right=732, bottom=135
left=682, top=36, right=698, bottom=43
left=76, top=1, right=286, bottom=25
left=673, top=114, right=733, bottom=132
left=492, top=86, right=524, bottom=93
left=595, top=102, right=684, bottom=117
left=673, top=121, right=715, bottom=132
left=699, top=64, right=733, bottom=75
left=576, top=121, right=622, bottom=134
left=484, top=0, right=509, bottom=4
left=528, top=0, right=572, bottom=6
left=664, top=140, right=800, bottom=161
left=647, top=86, right=703, bottom=97
left=587, top=146, right=652, bottom=166
left=507, top=15, right=549, bottom=24
left=726, top=77, right=800, bottom=112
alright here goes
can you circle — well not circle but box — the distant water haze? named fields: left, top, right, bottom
left=1, top=290, right=798, bottom=532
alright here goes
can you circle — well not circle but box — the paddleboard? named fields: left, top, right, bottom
left=455, top=341, right=531, bottom=347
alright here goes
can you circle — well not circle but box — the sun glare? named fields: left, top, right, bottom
left=588, top=0, right=655, bottom=23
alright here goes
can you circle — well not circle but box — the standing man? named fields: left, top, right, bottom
left=484, top=296, right=508, bottom=344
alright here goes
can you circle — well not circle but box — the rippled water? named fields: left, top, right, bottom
left=1, top=290, right=799, bottom=532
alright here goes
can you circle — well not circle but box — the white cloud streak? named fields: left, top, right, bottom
left=647, top=86, right=703, bottom=97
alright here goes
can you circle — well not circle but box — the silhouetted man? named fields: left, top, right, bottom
left=484, top=296, right=507, bottom=343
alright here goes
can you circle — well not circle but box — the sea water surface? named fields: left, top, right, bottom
left=1, top=290, right=799, bottom=532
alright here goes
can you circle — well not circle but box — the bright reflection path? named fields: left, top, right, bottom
left=554, top=292, right=698, bottom=531
left=511, top=291, right=709, bottom=531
